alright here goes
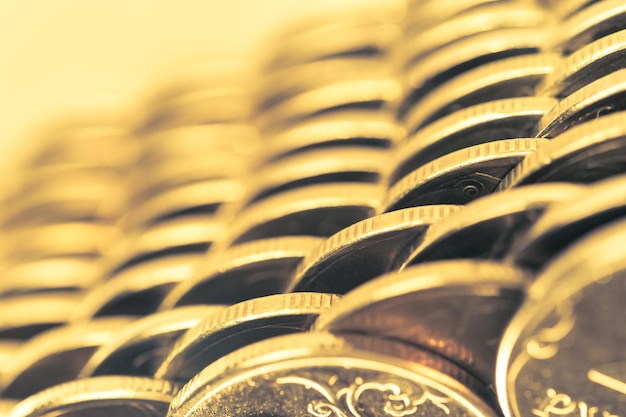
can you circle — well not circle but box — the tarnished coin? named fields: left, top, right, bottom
left=385, top=139, right=547, bottom=211
left=256, top=77, right=402, bottom=133
left=161, top=236, right=324, bottom=308
left=0, top=293, right=80, bottom=340
left=540, top=29, right=626, bottom=99
left=0, top=317, right=133, bottom=399
left=122, top=179, right=244, bottom=230
left=217, top=182, right=382, bottom=247
left=501, top=111, right=626, bottom=188
left=398, top=184, right=584, bottom=268
left=7, top=376, right=179, bottom=417
left=169, top=332, right=499, bottom=417
left=314, top=260, right=527, bottom=385
left=155, top=292, right=340, bottom=383
left=496, top=218, right=626, bottom=417
left=257, top=57, right=391, bottom=112
left=258, top=110, right=402, bottom=165
left=288, top=205, right=459, bottom=294
left=70, top=254, right=201, bottom=320
left=101, top=214, right=223, bottom=278
left=555, top=0, right=626, bottom=55
left=402, top=4, right=549, bottom=69
left=399, top=28, right=547, bottom=119
left=508, top=174, right=626, bottom=270
left=390, top=97, right=556, bottom=185
left=0, top=257, right=100, bottom=297
left=405, top=53, right=559, bottom=133
left=536, top=69, right=626, bottom=138
left=80, top=306, right=223, bottom=377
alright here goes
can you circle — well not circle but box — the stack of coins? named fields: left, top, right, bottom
left=2, top=1, right=626, bottom=417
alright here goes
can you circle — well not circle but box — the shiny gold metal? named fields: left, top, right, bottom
left=540, top=29, right=626, bottom=98
left=497, top=217, right=626, bottom=417
left=215, top=182, right=383, bottom=248
left=399, top=28, right=548, bottom=119
left=398, top=183, right=584, bottom=268
left=70, top=254, right=201, bottom=320
left=0, top=293, right=80, bottom=340
left=169, top=332, right=499, bottom=417
left=385, top=139, right=547, bottom=210
left=161, top=236, right=324, bottom=308
left=314, top=260, right=527, bottom=385
left=0, top=317, right=133, bottom=399
left=7, top=376, right=179, bottom=417
left=405, top=53, right=559, bottom=133
left=80, top=306, right=223, bottom=378
left=155, top=293, right=340, bottom=383
left=288, top=205, right=459, bottom=294
left=536, top=68, right=626, bottom=138
left=501, top=111, right=626, bottom=188
left=508, top=174, right=626, bottom=270
left=390, top=97, right=556, bottom=185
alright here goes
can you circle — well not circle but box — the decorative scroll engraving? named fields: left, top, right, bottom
left=532, top=388, right=620, bottom=417
left=276, top=375, right=450, bottom=417
left=526, top=301, right=576, bottom=360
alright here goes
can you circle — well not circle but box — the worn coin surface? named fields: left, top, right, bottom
left=169, top=332, right=499, bottom=417
left=496, top=218, right=626, bottom=417
left=288, top=205, right=459, bottom=294
left=155, top=292, right=340, bottom=383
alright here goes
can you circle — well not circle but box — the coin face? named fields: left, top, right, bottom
left=288, top=205, right=459, bottom=294
left=314, top=260, right=527, bottom=385
left=385, top=139, right=546, bottom=210
left=161, top=236, right=324, bottom=307
left=169, top=332, right=499, bottom=417
left=155, top=293, right=340, bottom=383
left=497, top=218, right=626, bottom=417
left=7, top=376, right=179, bottom=417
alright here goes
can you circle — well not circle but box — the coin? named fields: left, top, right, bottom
left=398, top=183, right=584, bottom=268
left=385, top=139, right=547, bottom=210
left=255, top=78, right=402, bottom=133
left=287, top=205, right=459, bottom=294
left=168, top=332, right=499, bottom=417
left=70, top=253, right=201, bottom=320
left=536, top=68, right=626, bottom=138
left=258, top=110, right=401, bottom=165
left=507, top=174, right=626, bottom=271
left=0, top=257, right=100, bottom=297
left=314, top=260, right=527, bottom=385
left=80, top=306, right=223, bottom=377
left=242, top=147, right=386, bottom=207
left=539, top=29, right=626, bottom=98
left=501, top=111, right=626, bottom=188
left=7, top=376, right=179, bottom=417
left=0, top=317, right=133, bottom=399
left=496, top=217, right=626, bottom=417
left=0, top=293, right=80, bottom=340
left=161, top=236, right=324, bottom=308
left=122, top=179, right=244, bottom=230
left=0, top=400, right=17, bottom=417
left=406, top=0, right=512, bottom=32
left=405, top=53, right=558, bottom=133
left=555, top=0, right=626, bottom=56
left=217, top=182, right=383, bottom=247
left=399, top=28, right=547, bottom=119
left=402, top=3, right=549, bottom=70
left=551, top=0, right=598, bottom=20
left=155, top=293, right=340, bottom=383
left=101, top=214, right=223, bottom=278
left=390, top=97, right=556, bottom=185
